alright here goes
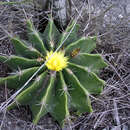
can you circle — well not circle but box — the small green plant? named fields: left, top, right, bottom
left=0, top=18, right=107, bottom=127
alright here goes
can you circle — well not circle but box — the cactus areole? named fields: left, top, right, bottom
left=0, top=18, right=107, bottom=127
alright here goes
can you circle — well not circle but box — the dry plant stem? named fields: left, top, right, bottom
left=93, top=104, right=130, bottom=129
left=0, top=110, right=6, bottom=129
left=83, top=0, right=91, bottom=32
left=105, top=59, right=128, bottom=89
left=71, top=0, right=83, bottom=19
left=83, top=4, right=114, bottom=32
left=113, top=100, right=120, bottom=126
left=0, top=0, right=32, bottom=5
left=0, top=0, right=86, bottom=113
left=94, top=112, right=104, bottom=129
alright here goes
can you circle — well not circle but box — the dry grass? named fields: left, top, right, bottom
left=0, top=0, right=130, bottom=129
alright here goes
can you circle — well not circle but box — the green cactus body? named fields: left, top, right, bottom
left=0, top=18, right=107, bottom=127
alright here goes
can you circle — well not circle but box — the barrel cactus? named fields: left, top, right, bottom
left=0, top=18, right=107, bottom=127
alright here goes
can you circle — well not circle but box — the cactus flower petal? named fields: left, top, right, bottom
left=46, top=51, right=68, bottom=71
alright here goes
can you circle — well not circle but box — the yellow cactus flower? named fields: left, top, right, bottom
left=46, top=51, right=68, bottom=71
